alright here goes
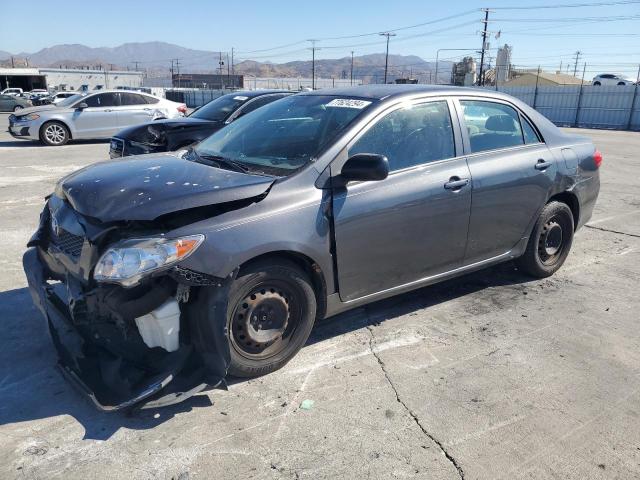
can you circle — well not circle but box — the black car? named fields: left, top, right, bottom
left=109, top=90, right=293, bottom=158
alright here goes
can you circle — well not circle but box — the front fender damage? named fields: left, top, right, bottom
left=23, top=247, right=233, bottom=411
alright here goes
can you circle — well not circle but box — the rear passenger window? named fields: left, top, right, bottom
left=521, top=116, right=540, bottom=144
left=120, top=93, right=147, bottom=106
left=460, top=100, right=524, bottom=153
left=348, top=101, right=455, bottom=172
left=143, top=95, right=160, bottom=104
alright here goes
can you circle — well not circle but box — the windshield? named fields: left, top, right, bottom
left=189, top=93, right=250, bottom=121
left=194, top=95, right=374, bottom=175
left=57, top=94, right=83, bottom=107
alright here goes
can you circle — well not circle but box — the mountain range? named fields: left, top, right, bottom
left=0, top=41, right=451, bottom=81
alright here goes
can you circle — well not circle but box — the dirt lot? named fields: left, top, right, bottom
left=0, top=114, right=639, bottom=480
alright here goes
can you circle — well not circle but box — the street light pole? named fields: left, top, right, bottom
left=379, top=32, right=396, bottom=84
left=350, top=50, right=354, bottom=86
left=308, top=39, right=318, bottom=90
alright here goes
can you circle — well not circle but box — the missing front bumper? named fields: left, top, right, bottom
left=23, top=247, right=221, bottom=411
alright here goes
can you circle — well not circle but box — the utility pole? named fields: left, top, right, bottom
left=573, top=51, right=582, bottom=77
left=231, top=47, right=235, bottom=87
left=350, top=51, right=354, bottom=86
left=133, top=61, right=140, bottom=71
left=175, top=59, right=181, bottom=88
left=227, top=52, right=230, bottom=87
left=379, top=32, right=396, bottom=84
left=11, top=57, right=15, bottom=68
left=308, top=40, right=318, bottom=90
left=478, top=8, right=490, bottom=86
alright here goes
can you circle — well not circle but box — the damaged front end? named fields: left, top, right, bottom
left=23, top=195, right=232, bottom=411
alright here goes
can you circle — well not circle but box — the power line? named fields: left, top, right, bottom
left=490, top=0, right=640, bottom=9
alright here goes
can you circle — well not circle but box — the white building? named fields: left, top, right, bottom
left=496, top=45, right=513, bottom=84
left=0, top=67, right=144, bottom=92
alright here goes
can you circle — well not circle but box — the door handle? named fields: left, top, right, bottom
left=444, top=177, right=470, bottom=191
left=104, top=109, right=113, bottom=112
left=535, top=159, right=552, bottom=170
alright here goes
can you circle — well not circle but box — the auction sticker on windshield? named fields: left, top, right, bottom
left=325, top=98, right=372, bottom=109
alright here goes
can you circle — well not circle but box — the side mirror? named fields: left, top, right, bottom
left=339, top=153, right=389, bottom=182
left=75, top=102, right=88, bottom=110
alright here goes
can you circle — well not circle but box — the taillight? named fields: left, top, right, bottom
left=594, top=149, right=603, bottom=168
left=177, top=104, right=187, bottom=114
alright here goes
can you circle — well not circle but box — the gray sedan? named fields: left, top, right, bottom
left=0, top=94, right=32, bottom=112
left=23, top=85, right=600, bottom=410
left=8, top=90, right=187, bottom=145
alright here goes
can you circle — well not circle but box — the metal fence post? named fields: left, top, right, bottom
left=573, top=63, right=587, bottom=127
left=532, top=66, right=540, bottom=109
left=626, top=64, right=640, bottom=131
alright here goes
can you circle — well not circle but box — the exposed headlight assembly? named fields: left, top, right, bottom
left=94, top=235, right=204, bottom=286
left=17, top=113, right=40, bottom=122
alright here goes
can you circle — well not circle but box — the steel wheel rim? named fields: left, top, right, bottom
left=230, top=281, right=302, bottom=360
left=45, top=124, right=65, bottom=144
left=14, top=106, right=23, bottom=112
left=537, top=216, right=567, bottom=266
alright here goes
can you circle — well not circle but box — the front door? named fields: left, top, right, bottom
left=332, top=99, right=472, bottom=302
left=457, top=99, right=557, bottom=264
left=71, top=92, right=120, bottom=138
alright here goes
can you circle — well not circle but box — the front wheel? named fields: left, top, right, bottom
left=40, top=121, right=69, bottom=146
left=224, top=260, right=317, bottom=377
left=13, top=105, right=24, bottom=112
left=516, top=201, right=574, bottom=278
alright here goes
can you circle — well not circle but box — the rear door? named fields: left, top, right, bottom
left=116, top=92, right=156, bottom=128
left=457, top=98, right=556, bottom=265
left=71, top=92, right=120, bottom=138
left=332, top=98, right=472, bottom=301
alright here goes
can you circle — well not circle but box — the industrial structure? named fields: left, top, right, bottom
left=0, top=67, right=144, bottom=92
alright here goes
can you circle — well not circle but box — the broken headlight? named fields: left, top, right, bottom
left=94, top=235, right=204, bottom=287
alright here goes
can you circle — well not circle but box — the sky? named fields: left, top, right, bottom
left=1, top=0, right=639, bottom=78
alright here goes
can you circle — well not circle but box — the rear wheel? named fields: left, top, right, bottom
left=13, top=105, right=24, bottom=112
left=224, top=260, right=317, bottom=377
left=40, top=121, right=69, bottom=146
left=593, top=81, right=601, bottom=86
left=516, top=201, right=574, bottom=278
left=617, top=82, right=626, bottom=86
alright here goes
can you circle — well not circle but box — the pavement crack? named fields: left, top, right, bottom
left=585, top=224, right=640, bottom=239
left=365, top=322, right=465, bottom=480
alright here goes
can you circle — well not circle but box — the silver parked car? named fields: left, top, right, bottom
left=8, top=90, right=187, bottom=146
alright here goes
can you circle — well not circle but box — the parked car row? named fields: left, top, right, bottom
left=22, top=84, right=601, bottom=410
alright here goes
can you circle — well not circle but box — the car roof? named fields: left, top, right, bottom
left=224, top=89, right=293, bottom=98
left=299, top=84, right=514, bottom=101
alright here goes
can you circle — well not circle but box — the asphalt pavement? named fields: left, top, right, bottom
left=0, top=114, right=639, bottom=479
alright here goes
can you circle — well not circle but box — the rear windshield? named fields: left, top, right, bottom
left=195, top=95, right=374, bottom=175
left=189, top=94, right=250, bottom=122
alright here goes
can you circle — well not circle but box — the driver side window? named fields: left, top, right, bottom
left=84, top=93, right=118, bottom=108
left=348, top=101, right=455, bottom=172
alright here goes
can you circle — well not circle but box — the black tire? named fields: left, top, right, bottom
left=593, top=81, right=601, bottom=86
left=516, top=201, right=574, bottom=278
left=617, top=82, right=626, bottom=86
left=13, top=105, right=24, bottom=112
left=224, top=260, right=317, bottom=378
left=39, top=121, right=70, bottom=146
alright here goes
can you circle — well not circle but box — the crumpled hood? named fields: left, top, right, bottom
left=56, top=153, right=275, bottom=223
left=117, top=116, right=219, bottom=140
